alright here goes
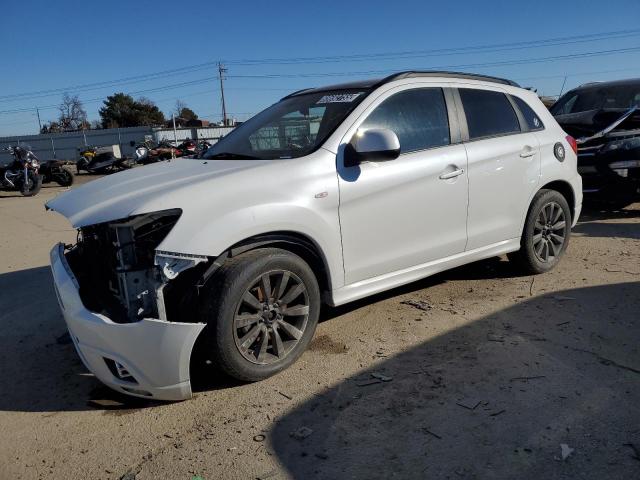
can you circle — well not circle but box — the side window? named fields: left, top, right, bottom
left=459, top=88, right=520, bottom=140
left=512, top=96, right=544, bottom=130
left=359, top=88, right=450, bottom=154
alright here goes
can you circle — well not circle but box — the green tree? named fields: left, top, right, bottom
left=175, top=99, right=198, bottom=120
left=179, top=107, right=198, bottom=121
left=99, top=93, right=165, bottom=128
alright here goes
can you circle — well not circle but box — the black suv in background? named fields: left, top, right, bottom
left=551, top=78, right=640, bottom=209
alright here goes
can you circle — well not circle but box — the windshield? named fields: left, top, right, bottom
left=551, top=84, right=640, bottom=116
left=203, top=89, right=369, bottom=160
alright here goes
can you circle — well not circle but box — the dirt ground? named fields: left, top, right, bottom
left=0, top=176, right=638, bottom=480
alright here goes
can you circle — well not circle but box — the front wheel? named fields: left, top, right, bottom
left=509, top=189, right=571, bottom=274
left=21, top=171, right=43, bottom=197
left=199, top=248, right=320, bottom=381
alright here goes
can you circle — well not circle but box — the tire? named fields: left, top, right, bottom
left=76, top=158, right=87, bottom=174
left=509, top=189, right=572, bottom=274
left=54, top=167, right=74, bottom=187
left=21, top=172, right=43, bottom=197
left=199, top=248, right=320, bottom=382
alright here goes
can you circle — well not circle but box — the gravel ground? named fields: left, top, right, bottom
left=0, top=175, right=638, bottom=480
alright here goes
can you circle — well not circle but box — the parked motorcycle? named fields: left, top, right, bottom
left=1, top=145, right=42, bottom=196
left=196, top=140, right=212, bottom=158
left=134, top=141, right=183, bottom=165
left=134, top=139, right=212, bottom=164
left=77, top=145, right=131, bottom=174
left=40, top=160, right=74, bottom=187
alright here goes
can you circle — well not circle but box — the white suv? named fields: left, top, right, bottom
left=48, top=71, right=582, bottom=400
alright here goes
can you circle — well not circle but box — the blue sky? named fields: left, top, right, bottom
left=1, top=0, right=640, bottom=136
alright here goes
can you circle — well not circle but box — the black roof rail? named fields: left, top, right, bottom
left=374, top=71, right=520, bottom=87
left=282, top=71, right=520, bottom=100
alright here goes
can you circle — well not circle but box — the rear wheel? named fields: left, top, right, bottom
left=76, top=158, right=88, bottom=174
left=509, top=189, right=571, bottom=274
left=53, top=167, right=74, bottom=187
left=199, top=248, right=320, bottom=381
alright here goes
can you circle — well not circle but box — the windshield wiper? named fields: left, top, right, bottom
left=205, top=152, right=261, bottom=160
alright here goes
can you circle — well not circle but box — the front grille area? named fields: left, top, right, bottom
left=66, top=209, right=181, bottom=323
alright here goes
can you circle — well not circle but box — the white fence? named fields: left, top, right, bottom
left=0, top=125, right=236, bottom=167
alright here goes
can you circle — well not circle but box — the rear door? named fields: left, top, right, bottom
left=457, top=87, right=541, bottom=250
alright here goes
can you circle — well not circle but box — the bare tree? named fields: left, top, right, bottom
left=175, top=99, right=187, bottom=117
left=58, top=93, right=88, bottom=131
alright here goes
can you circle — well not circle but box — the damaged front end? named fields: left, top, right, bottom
left=66, top=209, right=208, bottom=324
left=560, top=108, right=640, bottom=206
left=51, top=209, right=213, bottom=400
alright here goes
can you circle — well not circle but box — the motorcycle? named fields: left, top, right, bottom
left=134, top=139, right=212, bottom=164
left=134, top=140, right=184, bottom=165
left=1, top=145, right=43, bottom=196
left=195, top=140, right=212, bottom=158
left=77, top=145, right=131, bottom=174
left=40, top=160, right=74, bottom=187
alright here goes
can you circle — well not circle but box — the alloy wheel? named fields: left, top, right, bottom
left=233, top=270, right=310, bottom=365
left=533, top=201, right=566, bottom=263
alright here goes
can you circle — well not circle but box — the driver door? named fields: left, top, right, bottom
left=337, top=86, right=469, bottom=285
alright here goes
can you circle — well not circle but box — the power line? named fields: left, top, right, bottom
left=1, top=28, right=639, bottom=104
left=224, top=29, right=640, bottom=65
left=222, top=46, right=640, bottom=79
left=1, top=44, right=639, bottom=118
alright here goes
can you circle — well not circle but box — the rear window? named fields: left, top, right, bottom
left=512, top=96, right=544, bottom=130
left=459, top=88, right=521, bottom=140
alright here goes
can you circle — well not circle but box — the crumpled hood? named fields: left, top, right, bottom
left=46, top=158, right=267, bottom=227
left=555, top=108, right=640, bottom=138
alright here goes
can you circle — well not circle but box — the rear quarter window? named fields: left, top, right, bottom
left=459, top=88, right=521, bottom=140
left=512, top=96, right=544, bottom=131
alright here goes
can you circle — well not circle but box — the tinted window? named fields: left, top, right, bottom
left=360, top=88, right=450, bottom=154
left=459, top=88, right=520, bottom=139
left=512, top=96, right=544, bottom=130
left=551, top=84, right=640, bottom=115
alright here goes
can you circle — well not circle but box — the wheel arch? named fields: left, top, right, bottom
left=519, top=179, right=577, bottom=239
left=540, top=180, right=576, bottom=221
left=223, top=231, right=333, bottom=296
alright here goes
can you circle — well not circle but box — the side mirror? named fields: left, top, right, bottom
left=345, top=128, right=400, bottom=167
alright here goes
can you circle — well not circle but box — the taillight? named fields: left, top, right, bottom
left=566, top=135, right=578, bottom=155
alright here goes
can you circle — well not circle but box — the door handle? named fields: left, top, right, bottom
left=439, top=168, right=464, bottom=180
left=519, top=147, right=536, bottom=158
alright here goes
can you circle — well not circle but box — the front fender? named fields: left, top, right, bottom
left=158, top=203, right=345, bottom=290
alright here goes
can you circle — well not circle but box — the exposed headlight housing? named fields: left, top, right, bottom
left=609, top=160, right=640, bottom=170
left=602, top=137, right=640, bottom=153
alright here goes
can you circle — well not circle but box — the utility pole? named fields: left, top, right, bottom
left=35, top=107, right=42, bottom=132
left=218, top=62, right=228, bottom=126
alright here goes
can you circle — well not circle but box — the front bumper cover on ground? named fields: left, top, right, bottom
left=49, top=243, right=205, bottom=401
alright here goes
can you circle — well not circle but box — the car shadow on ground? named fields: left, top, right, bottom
left=270, top=282, right=640, bottom=479
left=0, top=266, right=159, bottom=412
left=573, top=204, right=640, bottom=241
